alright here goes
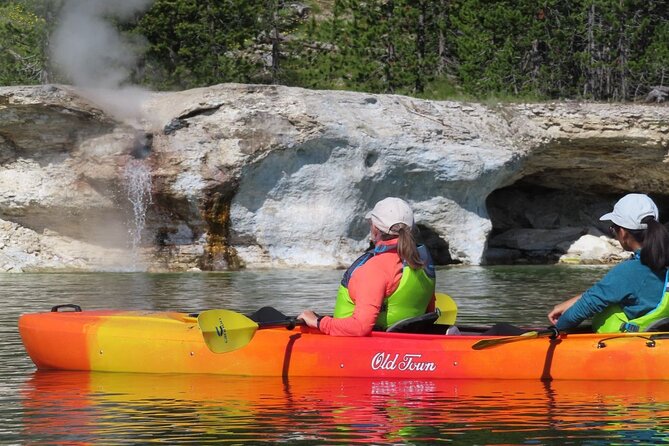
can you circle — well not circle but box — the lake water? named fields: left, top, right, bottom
left=4, top=266, right=669, bottom=444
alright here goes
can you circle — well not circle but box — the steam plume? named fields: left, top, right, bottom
left=50, top=0, right=154, bottom=120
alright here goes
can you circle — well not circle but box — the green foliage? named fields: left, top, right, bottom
left=0, top=2, right=47, bottom=85
left=452, top=0, right=579, bottom=98
left=136, top=0, right=265, bottom=89
left=633, top=20, right=669, bottom=92
left=415, top=77, right=465, bottom=101
left=2, top=0, right=669, bottom=102
left=288, top=0, right=455, bottom=96
left=450, top=0, right=669, bottom=101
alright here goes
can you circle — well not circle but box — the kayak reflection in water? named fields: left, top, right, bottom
left=298, top=197, right=437, bottom=336
left=548, top=193, right=669, bottom=333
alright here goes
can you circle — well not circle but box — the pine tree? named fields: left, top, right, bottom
left=0, top=1, right=48, bottom=85
left=137, top=0, right=264, bottom=89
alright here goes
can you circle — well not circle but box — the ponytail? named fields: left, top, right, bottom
left=634, top=216, right=669, bottom=271
left=386, top=223, right=424, bottom=269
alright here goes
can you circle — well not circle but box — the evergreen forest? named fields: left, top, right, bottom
left=2, top=0, right=668, bottom=102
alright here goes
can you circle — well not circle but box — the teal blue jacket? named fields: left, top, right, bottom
left=556, top=251, right=665, bottom=330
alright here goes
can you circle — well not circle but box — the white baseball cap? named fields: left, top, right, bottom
left=599, top=193, right=659, bottom=230
left=365, top=197, right=414, bottom=234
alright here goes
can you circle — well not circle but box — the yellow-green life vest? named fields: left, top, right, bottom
left=592, top=270, right=669, bottom=333
left=333, top=243, right=436, bottom=330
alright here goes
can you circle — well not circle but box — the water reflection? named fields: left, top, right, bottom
left=20, top=371, right=669, bottom=444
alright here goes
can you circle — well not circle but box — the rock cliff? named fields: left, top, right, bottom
left=0, top=83, right=667, bottom=271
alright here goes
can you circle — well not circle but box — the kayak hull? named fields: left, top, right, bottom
left=18, top=309, right=669, bottom=380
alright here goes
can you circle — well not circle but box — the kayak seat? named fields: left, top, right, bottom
left=645, top=317, right=669, bottom=332
left=248, top=306, right=290, bottom=324
left=386, top=310, right=441, bottom=334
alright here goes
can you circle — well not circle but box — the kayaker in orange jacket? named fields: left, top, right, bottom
left=298, top=197, right=436, bottom=336
left=548, top=193, right=669, bottom=333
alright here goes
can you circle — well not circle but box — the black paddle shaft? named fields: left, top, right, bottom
left=471, top=326, right=560, bottom=350
left=258, top=318, right=304, bottom=330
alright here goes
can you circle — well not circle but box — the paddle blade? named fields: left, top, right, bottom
left=198, top=309, right=259, bottom=353
left=435, top=292, right=457, bottom=325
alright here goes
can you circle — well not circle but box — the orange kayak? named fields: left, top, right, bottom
left=18, top=307, right=669, bottom=380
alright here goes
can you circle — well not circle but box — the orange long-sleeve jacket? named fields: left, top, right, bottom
left=318, top=240, right=435, bottom=336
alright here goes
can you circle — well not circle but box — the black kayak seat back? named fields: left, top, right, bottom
left=248, top=306, right=290, bottom=324
left=645, top=317, right=669, bottom=332
left=386, top=310, right=440, bottom=333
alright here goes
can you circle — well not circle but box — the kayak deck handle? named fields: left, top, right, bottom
left=597, top=334, right=657, bottom=349
left=51, top=304, right=82, bottom=312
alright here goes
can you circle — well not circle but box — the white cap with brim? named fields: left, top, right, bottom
left=365, top=197, right=414, bottom=235
left=599, top=193, right=659, bottom=230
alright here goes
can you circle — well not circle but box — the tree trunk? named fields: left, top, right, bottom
left=585, top=3, right=596, bottom=98
left=415, top=1, right=426, bottom=93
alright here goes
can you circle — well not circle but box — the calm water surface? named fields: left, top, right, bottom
left=4, top=266, right=669, bottom=444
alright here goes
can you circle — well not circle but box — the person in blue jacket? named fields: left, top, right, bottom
left=548, top=193, right=669, bottom=333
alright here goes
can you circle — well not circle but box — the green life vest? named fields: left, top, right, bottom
left=333, top=244, right=436, bottom=330
left=592, top=270, right=669, bottom=333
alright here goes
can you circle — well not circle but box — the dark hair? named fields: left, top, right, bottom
left=627, top=216, right=669, bottom=271
left=381, top=223, right=424, bottom=269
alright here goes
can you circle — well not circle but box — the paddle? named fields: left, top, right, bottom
left=471, top=326, right=560, bottom=350
left=435, top=292, right=458, bottom=325
left=198, top=309, right=302, bottom=353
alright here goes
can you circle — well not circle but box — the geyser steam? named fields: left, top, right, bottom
left=50, top=0, right=157, bottom=270
left=50, top=0, right=154, bottom=120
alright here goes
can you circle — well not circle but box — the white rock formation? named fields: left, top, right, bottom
left=559, top=234, right=632, bottom=264
left=0, top=83, right=668, bottom=271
